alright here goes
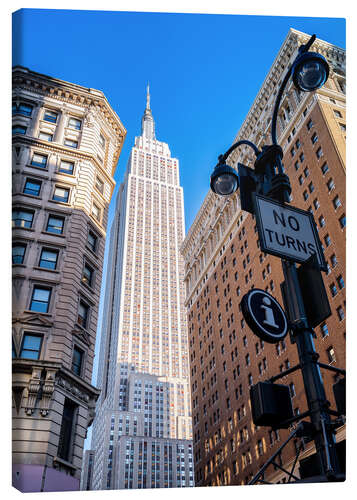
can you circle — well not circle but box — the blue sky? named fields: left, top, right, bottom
left=12, top=9, right=345, bottom=232
left=12, top=8, right=345, bottom=449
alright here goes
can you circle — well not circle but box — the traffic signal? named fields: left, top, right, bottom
left=250, top=381, right=294, bottom=428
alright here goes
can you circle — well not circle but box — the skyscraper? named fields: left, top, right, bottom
left=181, top=29, right=345, bottom=486
left=87, top=86, right=193, bottom=490
left=12, top=66, right=126, bottom=492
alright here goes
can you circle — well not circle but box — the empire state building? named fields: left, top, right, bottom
left=85, top=87, right=194, bottom=490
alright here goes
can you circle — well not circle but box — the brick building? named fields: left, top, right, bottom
left=181, top=29, right=345, bottom=486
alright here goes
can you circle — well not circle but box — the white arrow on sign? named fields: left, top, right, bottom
left=254, top=194, right=327, bottom=270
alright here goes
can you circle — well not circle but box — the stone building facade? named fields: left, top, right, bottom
left=181, top=29, right=346, bottom=486
left=12, top=66, right=126, bottom=492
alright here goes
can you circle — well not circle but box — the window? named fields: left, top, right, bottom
left=337, top=306, right=345, bottom=321
left=327, top=347, right=336, bottom=363
left=320, top=323, right=329, bottom=338
left=39, top=248, right=59, bottom=270
left=82, top=263, right=94, bottom=287
left=289, top=383, right=296, bottom=398
left=64, top=138, right=78, bottom=148
left=12, top=209, right=34, bottom=228
left=337, top=275, right=345, bottom=290
left=318, top=215, right=325, bottom=228
left=303, top=167, right=310, bottom=177
left=339, top=214, right=346, bottom=228
left=316, top=147, right=322, bottom=159
left=329, top=283, right=338, bottom=297
left=299, top=152, right=305, bottom=163
left=327, top=178, right=335, bottom=191
left=12, top=125, right=27, bottom=135
left=313, top=198, right=320, bottom=210
left=91, top=203, right=101, bottom=221
left=31, top=152, right=48, bottom=168
left=59, top=160, right=74, bottom=175
left=39, top=131, right=53, bottom=142
left=30, top=286, right=51, bottom=313
left=58, top=399, right=77, bottom=461
left=23, top=178, right=41, bottom=196
left=68, top=117, right=82, bottom=130
left=307, top=119, right=313, bottom=130
left=331, top=254, right=337, bottom=268
left=303, top=190, right=308, bottom=201
left=295, top=139, right=301, bottom=149
left=46, top=215, right=64, bottom=234
left=324, top=234, right=331, bottom=247
left=12, top=243, right=26, bottom=264
left=72, top=346, right=84, bottom=376
left=333, top=196, right=341, bottom=209
left=53, top=186, right=70, bottom=203
left=290, top=147, right=295, bottom=157
left=321, top=162, right=329, bottom=175
left=13, top=102, right=33, bottom=116
left=20, top=334, right=42, bottom=360
left=334, top=110, right=342, bottom=118
left=308, top=182, right=315, bottom=193
left=78, top=301, right=89, bottom=328
left=99, top=133, right=106, bottom=148
left=294, top=161, right=299, bottom=171
left=339, top=123, right=346, bottom=133
left=298, top=175, right=304, bottom=185
left=95, top=177, right=104, bottom=194
left=87, top=230, right=98, bottom=252
left=43, top=110, right=58, bottom=123
left=311, top=132, right=318, bottom=144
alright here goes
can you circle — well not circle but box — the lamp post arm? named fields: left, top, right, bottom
left=271, top=33, right=317, bottom=145
left=299, top=33, right=316, bottom=54
left=218, top=139, right=260, bottom=165
left=271, top=66, right=293, bottom=146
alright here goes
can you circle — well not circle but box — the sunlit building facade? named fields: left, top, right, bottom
left=12, top=66, right=126, bottom=492
left=88, top=87, right=193, bottom=490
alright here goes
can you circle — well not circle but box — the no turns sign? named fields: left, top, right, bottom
left=254, top=194, right=327, bottom=270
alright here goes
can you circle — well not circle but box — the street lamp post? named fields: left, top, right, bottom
left=209, top=34, right=344, bottom=482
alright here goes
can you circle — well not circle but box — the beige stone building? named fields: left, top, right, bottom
left=181, top=29, right=345, bottom=486
left=12, top=66, right=126, bottom=492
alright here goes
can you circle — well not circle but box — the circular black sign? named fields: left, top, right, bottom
left=241, top=289, right=288, bottom=343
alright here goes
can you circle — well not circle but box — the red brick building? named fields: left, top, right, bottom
left=181, top=29, right=345, bottom=486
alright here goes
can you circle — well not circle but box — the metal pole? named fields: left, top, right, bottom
left=281, top=259, right=341, bottom=479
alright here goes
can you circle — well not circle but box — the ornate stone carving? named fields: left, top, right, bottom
left=83, top=110, right=95, bottom=128
left=57, top=376, right=90, bottom=403
left=25, top=367, right=42, bottom=415
left=40, top=368, right=57, bottom=416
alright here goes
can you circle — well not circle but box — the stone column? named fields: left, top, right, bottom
left=54, top=107, right=68, bottom=144
left=27, top=102, right=42, bottom=138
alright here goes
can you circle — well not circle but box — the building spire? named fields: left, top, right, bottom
left=141, top=83, right=155, bottom=140
left=146, top=82, right=150, bottom=110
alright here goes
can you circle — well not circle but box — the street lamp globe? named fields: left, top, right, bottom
left=210, top=163, right=239, bottom=196
left=292, top=52, right=329, bottom=92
